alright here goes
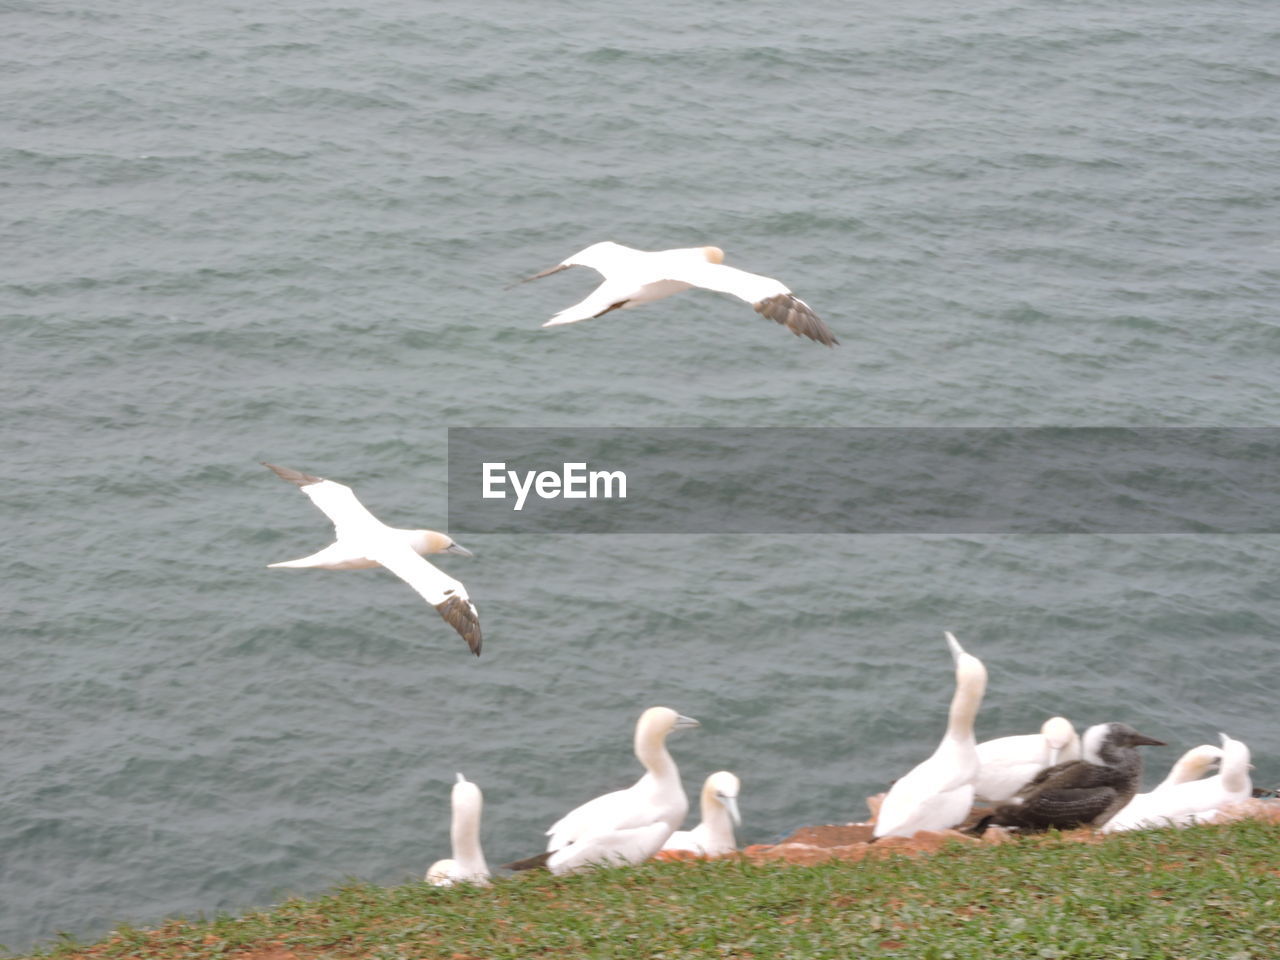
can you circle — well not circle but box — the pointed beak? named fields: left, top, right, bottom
left=721, top=794, right=742, bottom=827
left=674, top=714, right=700, bottom=731
left=446, top=542, right=474, bottom=558
left=1132, top=732, right=1166, bottom=747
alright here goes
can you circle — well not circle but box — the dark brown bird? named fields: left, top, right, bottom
left=977, top=722, right=1165, bottom=833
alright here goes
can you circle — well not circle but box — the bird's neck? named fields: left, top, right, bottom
left=700, top=792, right=734, bottom=844
left=637, top=733, right=679, bottom=784
left=1220, top=754, right=1251, bottom=794
left=945, top=680, right=982, bottom=746
left=451, top=803, right=487, bottom=875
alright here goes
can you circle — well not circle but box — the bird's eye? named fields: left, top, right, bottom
left=444, top=589, right=455, bottom=595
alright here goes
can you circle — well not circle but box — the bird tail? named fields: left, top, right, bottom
left=502, top=851, right=553, bottom=871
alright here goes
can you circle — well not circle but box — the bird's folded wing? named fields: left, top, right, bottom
left=372, top=542, right=482, bottom=655
left=546, top=787, right=635, bottom=850
left=548, top=822, right=672, bottom=873
left=1026, top=786, right=1118, bottom=823
left=669, top=263, right=839, bottom=346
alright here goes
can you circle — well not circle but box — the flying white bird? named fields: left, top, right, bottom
left=262, top=463, right=481, bottom=655
left=519, top=241, right=839, bottom=346
left=425, top=773, right=490, bottom=887
left=661, top=770, right=742, bottom=857
left=506, top=706, right=700, bottom=875
left=873, top=632, right=988, bottom=839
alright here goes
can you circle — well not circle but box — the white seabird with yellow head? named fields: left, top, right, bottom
left=519, top=241, right=839, bottom=346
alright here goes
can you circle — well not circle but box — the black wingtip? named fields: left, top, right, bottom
left=435, top=596, right=482, bottom=656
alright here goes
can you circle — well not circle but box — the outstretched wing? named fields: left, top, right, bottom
left=518, top=241, right=644, bottom=284
left=263, top=462, right=383, bottom=539
left=372, top=541, right=482, bottom=656
left=664, top=262, right=839, bottom=347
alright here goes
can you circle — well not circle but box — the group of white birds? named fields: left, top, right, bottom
left=421, top=633, right=1257, bottom=887
left=255, top=250, right=1254, bottom=888
left=424, top=707, right=739, bottom=886
left=258, top=244, right=839, bottom=656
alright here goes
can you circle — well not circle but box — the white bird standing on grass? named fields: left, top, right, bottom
left=974, top=716, right=1081, bottom=803
left=662, top=771, right=742, bottom=857
left=425, top=773, right=490, bottom=886
left=506, top=706, right=700, bottom=875
left=519, top=241, right=839, bottom=347
left=873, top=632, right=988, bottom=839
left=262, top=463, right=482, bottom=655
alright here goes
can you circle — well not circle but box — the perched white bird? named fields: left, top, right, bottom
left=1101, top=743, right=1222, bottom=834
left=974, top=716, right=1081, bottom=803
left=520, top=241, right=839, bottom=346
left=873, top=632, right=988, bottom=839
left=425, top=773, right=490, bottom=886
left=507, top=706, right=699, bottom=875
left=263, top=463, right=481, bottom=655
left=662, top=771, right=742, bottom=857
left=1102, top=734, right=1251, bottom=833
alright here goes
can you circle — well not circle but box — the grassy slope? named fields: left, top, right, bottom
left=19, top=820, right=1280, bottom=960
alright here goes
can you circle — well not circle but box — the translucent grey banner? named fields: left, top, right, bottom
left=446, top=428, right=1280, bottom=534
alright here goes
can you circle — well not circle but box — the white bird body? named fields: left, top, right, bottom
left=662, top=771, right=742, bottom=856
left=543, top=706, right=699, bottom=875
left=974, top=717, right=1081, bottom=803
left=1103, top=735, right=1250, bottom=833
left=262, top=463, right=481, bottom=655
left=425, top=773, right=490, bottom=886
left=523, top=241, right=839, bottom=346
left=873, top=632, right=988, bottom=839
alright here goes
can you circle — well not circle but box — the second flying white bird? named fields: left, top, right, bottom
left=521, top=241, right=840, bottom=347
left=262, top=463, right=482, bottom=655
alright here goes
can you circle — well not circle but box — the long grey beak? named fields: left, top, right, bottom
left=721, top=794, right=741, bottom=827
left=1131, top=732, right=1166, bottom=747
left=446, top=542, right=474, bottom=558
left=674, top=714, right=700, bottom=731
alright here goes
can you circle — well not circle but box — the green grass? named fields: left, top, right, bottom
left=18, top=820, right=1280, bottom=960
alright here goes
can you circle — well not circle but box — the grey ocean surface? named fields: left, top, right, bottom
left=3, top=0, right=1279, bottom=949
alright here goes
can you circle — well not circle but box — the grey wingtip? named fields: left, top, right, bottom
left=262, top=462, right=324, bottom=486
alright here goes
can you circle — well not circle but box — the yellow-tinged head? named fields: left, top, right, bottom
left=415, top=530, right=474, bottom=557
left=702, top=246, right=725, bottom=264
